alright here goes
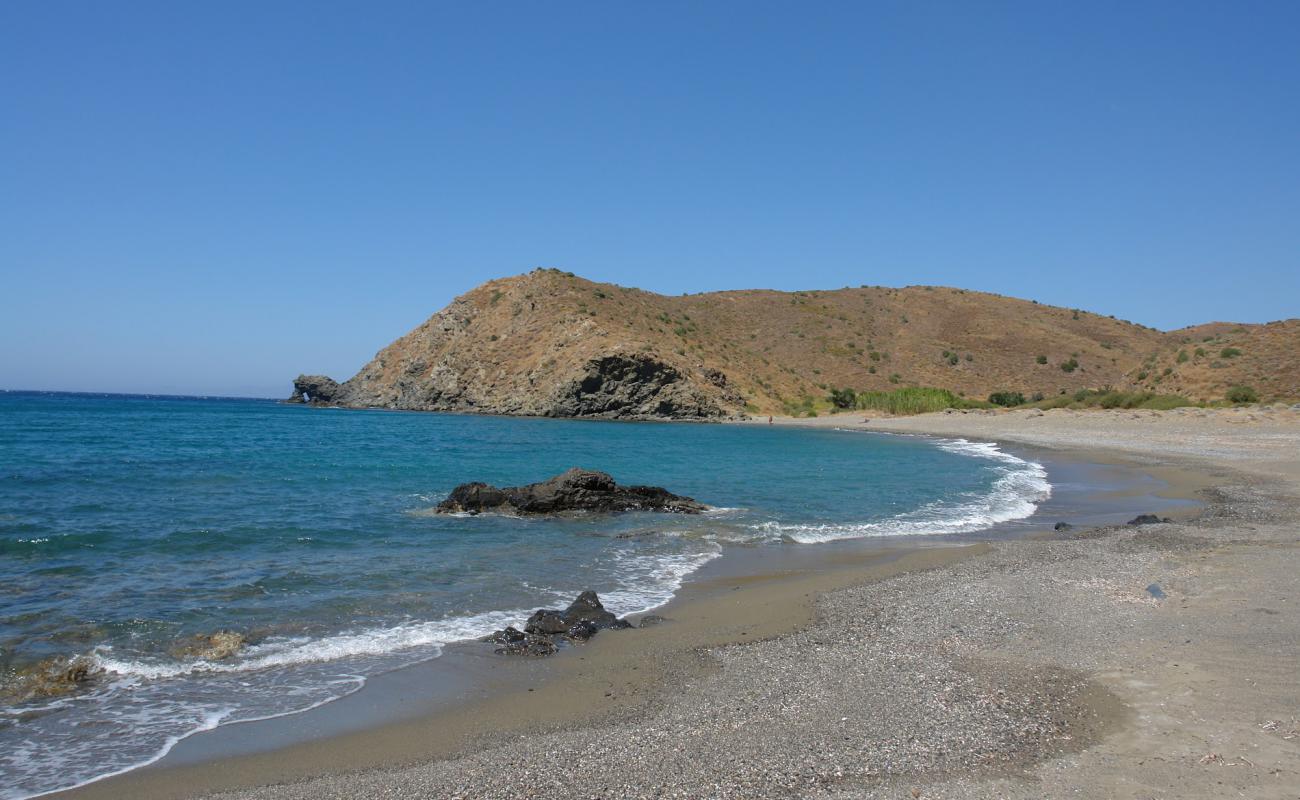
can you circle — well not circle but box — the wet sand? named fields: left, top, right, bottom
left=52, top=407, right=1300, bottom=799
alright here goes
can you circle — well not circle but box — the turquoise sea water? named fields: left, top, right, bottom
left=0, top=392, right=1049, bottom=798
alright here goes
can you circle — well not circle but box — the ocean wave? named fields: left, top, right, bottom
left=597, top=546, right=722, bottom=616
left=91, top=608, right=531, bottom=680
left=751, top=438, right=1051, bottom=544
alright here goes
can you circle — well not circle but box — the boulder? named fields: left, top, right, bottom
left=1053, top=522, right=1074, bottom=531
left=436, top=468, right=708, bottom=515
left=524, top=610, right=569, bottom=636
left=563, top=590, right=631, bottom=630
left=483, top=590, right=630, bottom=657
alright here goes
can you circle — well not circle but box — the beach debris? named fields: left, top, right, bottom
left=1126, top=514, right=1173, bottom=526
left=169, top=630, right=247, bottom=661
left=1145, top=583, right=1167, bottom=600
left=637, top=614, right=668, bottom=628
left=485, top=590, right=631, bottom=657
left=435, top=468, right=709, bottom=515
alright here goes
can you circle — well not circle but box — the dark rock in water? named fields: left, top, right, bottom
left=524, top=610, right=569, bottom=636
left=1127, top=514, right=1172, bottom=526
left=436, top=468, right=708, bottom=516
left=482, top=626, right=527, bottom=645
left=496, top=634, right=559, bottom=657
left=1053, top=522, right=1074, bottom=531
left=637, top=614, right=668, bottom=628
left=484, top=590, right=631, bottom=657
left=563, top=590, right=627, bottom=630
left=1146, top=583, right=1167, bottom=600
left=287, top=374, right=345, bottom=405
left=564, top=619, right=600, bottom=642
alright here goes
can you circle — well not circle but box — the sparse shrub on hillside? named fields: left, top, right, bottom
left=1136, top=371, right=1149, bottom=381
left=1036, top=355, right=1048, bottom=364
left=947, top=353, right=959, bottom=366
left=965, top=353, right=973, bottom=362
left=1195, top=347, right=1206, bottom=357
left=1176, top=350, right=1189, bottom=363
left=1220, top=347, right=1242, bottom=359
left=889, top=373, right=901, bottom=384
left=1226, top=385, right=1258, bottom=404
left=1058, top=388, right=1196, bottom=411
left=988, top=391, right=1026, bottom=407
left=867, top=366, right=877, bottom=374
left=1060, top=358, right=1079, bottom=373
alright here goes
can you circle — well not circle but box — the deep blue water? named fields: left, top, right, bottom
left=0, top=392, right=1048, bottom=798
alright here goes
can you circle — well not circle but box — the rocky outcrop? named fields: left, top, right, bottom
left=287, top=375, right=346, bottom=405
left=548, top=354, right=727, bottom=419
left=484, top=590, right=631, bottom=657
left=435, top=468, right=708, bottom=515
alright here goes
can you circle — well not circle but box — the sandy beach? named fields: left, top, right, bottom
left=53, top=406, right=1300, bottom=799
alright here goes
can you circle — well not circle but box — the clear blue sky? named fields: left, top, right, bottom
left=3, top=1, right=1297, bottom=397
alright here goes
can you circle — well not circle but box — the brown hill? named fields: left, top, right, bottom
left=288, top=269, right=1299, bottom=418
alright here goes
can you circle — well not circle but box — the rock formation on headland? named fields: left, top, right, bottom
left=289, top=268, right=1300, bottom=419
left=436, top=468, right=708, bottom=515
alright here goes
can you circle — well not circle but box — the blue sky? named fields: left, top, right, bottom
left=2, top=1, right=1297, bottom=397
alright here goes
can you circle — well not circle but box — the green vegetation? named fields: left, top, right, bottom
left=947, top=353, right=960, bottom=366
left=1060, top=357, right=1079, bottom=373
left=827, top=387, right=857, bottom=409
left=988, top=391, right=1026, bottom=407
left=1032, top=388, right=1198, bottom=411
left=1226, top=385, right=1258, bottom=404
left=1176, top=350, right=1189, bottom=363
left=1036, top=355, right=1048, bottom=364
left=854, top=387, right=982, bottom=415
left=1220, top=347, right=1242, bottom=359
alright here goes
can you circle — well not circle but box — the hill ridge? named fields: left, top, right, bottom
left=289, top=269, right=1299, bottom=418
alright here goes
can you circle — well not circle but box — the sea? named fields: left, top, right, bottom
left=0, top=391, right=1052, bottom=798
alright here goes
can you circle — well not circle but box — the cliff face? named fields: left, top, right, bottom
left=289, top=269, right=1299, bottom=418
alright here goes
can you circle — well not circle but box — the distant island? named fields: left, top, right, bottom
left=289, top=268, right=1299, bottom=419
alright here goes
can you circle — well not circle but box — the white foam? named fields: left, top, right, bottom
left=92, top=608, right=531, bottom=680
left=751, top=438, right=1051, bottom=544
left=597, top=546, right=722, bottom=616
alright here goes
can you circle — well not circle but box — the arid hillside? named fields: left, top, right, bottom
left=289, top=269, right=1298, bottom=418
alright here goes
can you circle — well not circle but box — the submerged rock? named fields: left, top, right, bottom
left=170, top=630, right=246, bottom=661
left=436, top=468, right=708, bottom=516
left=1127, top=514, right=1172, bottom=526
left=4, top=656, right=103, bottom=702
left=485, top=590, right=631, bottom=657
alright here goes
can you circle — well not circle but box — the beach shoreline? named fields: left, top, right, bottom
left=50, top=407, right=1300, bottom=799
